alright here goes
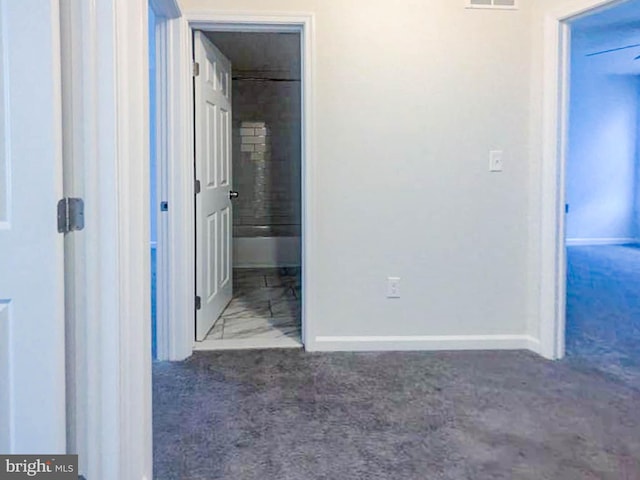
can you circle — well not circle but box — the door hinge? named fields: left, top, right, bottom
left=57, top=198, right=85, bottom=234
left=195, top=296, right=202, bottom=311
left=160, top=201, right=168, bottom=212
left=195, top=179, right=201, bottom=195
left=193, top=62, right=200, bottom=77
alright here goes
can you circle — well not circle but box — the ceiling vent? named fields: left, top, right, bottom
left=466, top=0, right=518, bottom=10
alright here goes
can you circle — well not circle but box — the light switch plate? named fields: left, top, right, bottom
left=387, top=277, right=401, bottom=298
left=489, top=150, right=504, bottom=172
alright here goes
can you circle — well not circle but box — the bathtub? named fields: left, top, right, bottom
left=233, top=225, right=301, bottom=268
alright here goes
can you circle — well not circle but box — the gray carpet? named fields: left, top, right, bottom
left=153, top=245, right=640, bottom=479
left=153, top=349, right=640, bottom=479
left=566, top=245, right=640, bottom=388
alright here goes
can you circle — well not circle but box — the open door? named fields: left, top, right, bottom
left=194, top=32, right=234, bottom=341
left=0, top=0, right=66, bottom=452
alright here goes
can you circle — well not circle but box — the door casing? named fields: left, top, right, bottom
left=153, top=12, right=316, bottom=360
left=61, top=0, right=151, bottom=477
left=538, top=0, right=628, bottom=360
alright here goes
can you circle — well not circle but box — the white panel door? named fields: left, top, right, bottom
left=0, top=0, right=66, bottom=452
left=194, top=32, right=233, bottom=341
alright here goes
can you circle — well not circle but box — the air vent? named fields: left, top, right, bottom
left=466, top=0, right=518, bottom=9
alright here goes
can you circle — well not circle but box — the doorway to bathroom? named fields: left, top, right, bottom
left=150, top=15, right=309, bottom=358
left=193, top=30, right=303, bottom=350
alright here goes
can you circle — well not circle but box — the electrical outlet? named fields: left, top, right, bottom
left=387, top=277, right=401, bottom=298
left=489, top=150, right=504, bottom=172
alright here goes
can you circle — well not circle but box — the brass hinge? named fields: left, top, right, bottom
left=193, top=62, right=200, bottom=77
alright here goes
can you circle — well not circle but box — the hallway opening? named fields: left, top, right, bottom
left=564, top=0, right=640, bottom=387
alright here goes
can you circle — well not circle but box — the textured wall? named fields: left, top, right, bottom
left=232, top=79, right=301, bottom=236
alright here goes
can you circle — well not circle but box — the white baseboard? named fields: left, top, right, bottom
left=193, top=337, right=302, bottom=351
left=566, top=237, right=638, bottom=246
left=234, top=236, right=301, bottom=268
left=310, top=334, right=541, bottom=353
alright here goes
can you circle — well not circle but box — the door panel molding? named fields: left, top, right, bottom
left=0, top=0, right=66, bottom=453
left=194, top=31, right=233, bottom=341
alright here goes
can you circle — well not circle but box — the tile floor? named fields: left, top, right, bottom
left=201, top=267, right=302, bottom=348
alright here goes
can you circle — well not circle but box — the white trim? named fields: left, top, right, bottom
left=153, top=16, right=170, bottom=360
left=542, top=0, right=626, bottom=21
left=566, top=237, right=639, bottom=246
left=153, top=15, right=195, bottom=361
left=194, top=337, right=302, bottom=351
left=149, top=0, right=181, bottom=18
left=149, top=5, right=182, bottom=376
left=539, top=0, right=627, bottom=360
left=185, top=11, right=314, bottom=31
left=313, top=335, right=541, bottom=353
left=69, top=0, right=152, bottom=477
left=157, top=11, right=316, bottom=360
left=112, top=1, right=152, bottom=478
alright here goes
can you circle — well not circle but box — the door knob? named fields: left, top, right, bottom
left=229, top=190, right=239, bottom=199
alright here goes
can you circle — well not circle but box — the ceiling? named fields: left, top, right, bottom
left=204, top=31, right=301, bottom=80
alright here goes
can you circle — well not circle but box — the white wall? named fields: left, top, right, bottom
left=184, top=0, right=534, bottom=348
left=566, top=30, right=640, bottom=242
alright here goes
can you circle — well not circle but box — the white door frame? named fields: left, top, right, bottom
left=149, top=1, right=184, bottom=361
left=539, top=0, right=627, bottom=359
left=61, top=0, right=152, bottom=477
left=154, top=11, right=316, bottom=360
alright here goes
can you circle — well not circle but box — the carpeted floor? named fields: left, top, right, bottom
left=565, top=245, right=640, bottom=389
left=154, top=349, right=640, bottom=480
left=153, top=245, right=640, bottom=480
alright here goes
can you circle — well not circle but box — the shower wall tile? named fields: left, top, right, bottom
left=241, top=135, right=266, bottom=145
left=232, top=80, right=301, bottom=233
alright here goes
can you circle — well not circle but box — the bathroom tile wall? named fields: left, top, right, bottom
left=232, top=79, right=301, bottom=236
